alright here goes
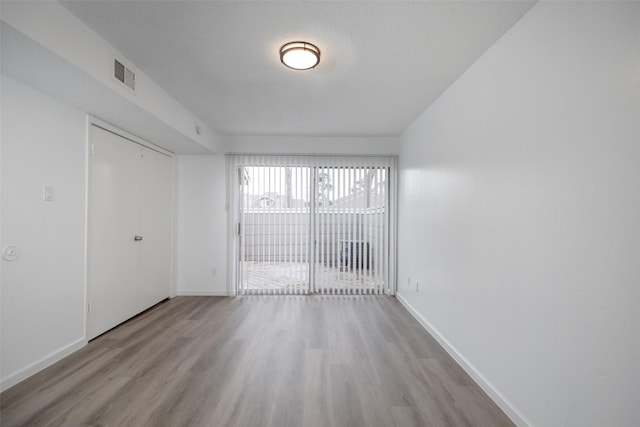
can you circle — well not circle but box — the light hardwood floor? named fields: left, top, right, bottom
left=0, top=296, right=514, bottom=427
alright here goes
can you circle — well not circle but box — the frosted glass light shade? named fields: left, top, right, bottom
left=280, top=42, right=320, bottom=70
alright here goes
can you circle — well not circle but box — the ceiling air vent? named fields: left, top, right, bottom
left=114, top=59, right=135, bottom=91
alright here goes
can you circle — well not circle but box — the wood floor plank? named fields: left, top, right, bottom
left=0, top=296, right=514, bottom=427
left=391, top=406, right=429, bottom=427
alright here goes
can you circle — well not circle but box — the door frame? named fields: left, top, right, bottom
left=227, top=156, right=398, bottom=296
left=84, top=116, right=175, bottom=340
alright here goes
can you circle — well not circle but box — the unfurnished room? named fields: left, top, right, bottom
left=1, top=1, right=639, bottom=426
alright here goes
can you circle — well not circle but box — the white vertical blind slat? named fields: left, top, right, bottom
left=348, top=166, right=354, bottom=295
left=318, top=166, right=322, bottom=293
left=239, top=167, right=245, bottom=294
left=307, top=166, right=313, bottom=294
left=287, top=165, right=292, bottom=292
left=331, top=166, right=337, bottom=295
left=383, top=167, right=389, bottom=296
left=358, top=167, right=363, bottom=295
left=365, top=167, right=371, bottom=294
left=377, top=168, right=382, bottom=295
left=299, top=166, right=304, bottom=295
left=293, top=166, right=298, bottom=294
left=377, top=167, right=382, bottom=296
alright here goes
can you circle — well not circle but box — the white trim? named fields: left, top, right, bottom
left=88, top=116, right=174, bottom=157
left=83, top=115, right=91, bottom=341
left=391, top=158, right=399, bottom=294
left=85, top=121, right=174, bottom=339
left=170, top=156, right=179, bottom=298
left=176, top=290, right=232, bottom=296
left=227, top=154, right=398, bottom=296
left=395, top=292, right=531, bottom=427
left=226, top=156, right=239, bottom=296
left=0, top=338, right=87, bottom=393
left=226, top=153, right=395, bottom=167
left=387, top=160, right=398, bottom=295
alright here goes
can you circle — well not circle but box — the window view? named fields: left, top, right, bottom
left=238, top=165, right=388, bottom=295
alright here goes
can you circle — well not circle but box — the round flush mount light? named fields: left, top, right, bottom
left=280, top=41, right=320, bottom=70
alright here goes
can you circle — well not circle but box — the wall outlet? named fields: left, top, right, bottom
left=211, top=268, right=218, bottom=277
left=415, top=281, right=419, bottom=292
left=408, top=276, right=411, bottom=288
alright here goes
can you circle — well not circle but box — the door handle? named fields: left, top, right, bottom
left=134, top=235, right=143, bottom=241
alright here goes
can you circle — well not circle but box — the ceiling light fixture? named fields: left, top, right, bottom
left=280, top=41, right=320, bottom=70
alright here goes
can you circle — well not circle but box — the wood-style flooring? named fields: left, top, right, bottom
left=0, top=296, right=514, bottom=427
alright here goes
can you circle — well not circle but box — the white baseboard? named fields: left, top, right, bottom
left=176, top=290, right=231, bottom=296
left=395, top=292, right=530, bottom=427
left=1, top=337, right=87, bottom=393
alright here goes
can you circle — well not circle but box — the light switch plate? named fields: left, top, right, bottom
left=43, top=185, right=54, bottom=201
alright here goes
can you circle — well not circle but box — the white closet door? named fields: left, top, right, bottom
left=87, top=126, right=141, bottom=339
left=138, top=147, right=173, bottom=310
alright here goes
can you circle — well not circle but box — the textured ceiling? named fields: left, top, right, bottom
left=61, top=1, right=534, bottom=137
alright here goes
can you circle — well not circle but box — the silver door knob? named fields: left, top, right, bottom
left=134, top=235, right=143, bottom=241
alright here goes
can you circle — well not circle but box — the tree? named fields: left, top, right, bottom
left=317, top=172, right=333, bottom=207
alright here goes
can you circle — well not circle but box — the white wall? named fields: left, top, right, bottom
left=176, top=138, right=399, bottom=296
left=222, top=135, right=399, bottom=155
left=1, top=76, right=87, bottom=391
left=175, top=155, right=228, bottom=295
left=397, top=2, right=640, bottom=426
left=1, top=1, right=220, bottom=154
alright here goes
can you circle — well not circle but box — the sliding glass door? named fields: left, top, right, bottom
left=238, top=165, right=312, bottom=294
left=312, top=166, right=388, bottom=294
left=229, top=155, right=395, bottom=296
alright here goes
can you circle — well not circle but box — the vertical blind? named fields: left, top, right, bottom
left=227, top=155, right=396, bottom=296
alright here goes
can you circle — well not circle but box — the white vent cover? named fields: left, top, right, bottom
left=114, top=59, right=135, bottom=90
